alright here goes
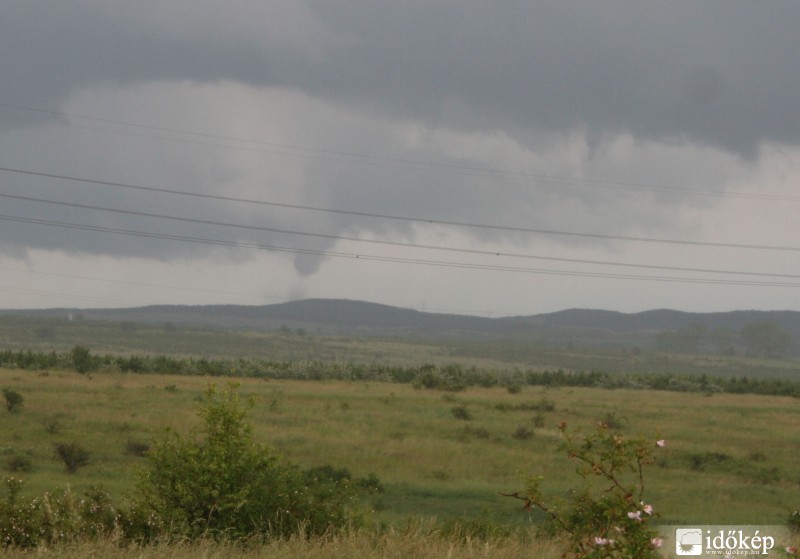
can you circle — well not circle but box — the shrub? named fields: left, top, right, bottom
left=2, top=389, right=23, bottom=413
left=304, top=465, right=385, bottom=494
left=599, top=411, right=627, bottom=431
left=458, top=426, right=492, bottom=441
left=54, top=442, right=91, bottom=473
left=125, top=439, right=150, bottom=457
left=789, top=509, right=800, bottom=533
left=687, top=451, right=731, bottom=472
left=40, top=414, right=64, bottom=434
left=135, top=383, right=360, bottom=540
left=504, top=422, right=665, bottom=558
left=451, top=404, right=472, bottom=420
left=5, top=455, right=32, bottom=473
left=506, top=383, right=523, bottom=394
left=69, top=345, right=95, bottom=374
left=0, top=479, right=120, bottom=548
left=535, top=396, right=556, bottom=412
left=355, top=472, right=385, bottom=494
left=513, top=426, right=534, bottom=440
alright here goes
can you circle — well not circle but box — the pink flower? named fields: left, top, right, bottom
left=594, top=537, right=610, bottom=546
left=642, top=503, right=653, bottom=515
left=656, top=439, right=666, bottom=448
left=650, top=537, right=664, bottom=548
left=627, top=510, right=642, bottom=521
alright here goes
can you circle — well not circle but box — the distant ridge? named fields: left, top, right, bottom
left=2, top=299, right=798, bottom=353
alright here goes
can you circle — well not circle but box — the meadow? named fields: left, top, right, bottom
left=1, top=318, right=799, bottom=556
left=2, top=365, right=798, bottom=528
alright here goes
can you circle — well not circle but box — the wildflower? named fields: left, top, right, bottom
left=651, top=537, right=664, bottom=548
left=786, top=547, right=797, bottom=555
left=627, top=510, right=642, bottom=521
left=642, top=503, right=653, bottom=515
left=594, top=536, right=610, bottom=546
left=656, top=439, right=666, bottom=447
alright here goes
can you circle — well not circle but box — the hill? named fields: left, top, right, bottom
left=2, top=299, right=798, bottom=355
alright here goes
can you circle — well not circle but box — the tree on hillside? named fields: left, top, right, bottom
left=656, top=322, right=707, bottom=354
left=740, top=321, right=792, bottom=357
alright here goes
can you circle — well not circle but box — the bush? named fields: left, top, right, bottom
left=789, top=509, right=800, bottom=533
left=505, top=422, right=665, bottom=558
left=125, top=439, right=150, bottom=457
left=40, top=414, right=64, bottom=434
left=599, top=411, right=627, bottom=431
left=506, top=384, right=523, bottom=394
left=458, top=426, right=492, bottom=441
left=5, top=455, right=32, bottom=473
left=451, top=404, right=472, bottom=420
left=54, top=442, right=91, bottom=473
left=135, top=383, right=361, bottom=540
left=69, top=345, right=96, bottom=374
left=0, top=479, right=120, bottom=548
left=2, top=389, right=23, bottom=413
left=512, top=426, right=534, bottom=440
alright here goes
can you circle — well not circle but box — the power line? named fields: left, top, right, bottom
left=0, top=265, right=272, bottom=302
left=0, top=283, right=148, bottom=306
left=1, top=213, right=798, bottom=288
left=1, top=102, right=798, bottom=202
left=2, top=165, right=799, bottom=253
left=3, top=192, right=800, bottom=280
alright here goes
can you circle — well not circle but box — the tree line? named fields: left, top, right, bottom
left=656, top=320, right=794, bottom=357
left=1, top=346, right=798, bottom=398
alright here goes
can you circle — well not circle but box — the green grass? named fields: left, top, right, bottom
left=10, top=314, right=800, bottom=379
left=1, top=367, right=798, bottom=530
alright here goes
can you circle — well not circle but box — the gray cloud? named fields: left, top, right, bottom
left=0, top=1, right=798, bottom=307
left=3, top=2, right=800, bottom=155
left=311, top=2, right=800, bottom=157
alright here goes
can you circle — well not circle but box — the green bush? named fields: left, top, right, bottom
left=789, top=509, right=800, bottom=533
left=135, top=383, right=361, bottom=540
left=125, top=439, right=150, bottom=457
left=512, top=426, right=534, bottom=440
left=0, top=479, right=120, bottom=548
left=69, top=345, right=96, bottom=374
left=505, top=422, right=665, bottom=558
left=5, top=455, right=32, bottom=473
left=40, top=414, right=64, bottom=434
left=451, top=404, right=472, bottom=420
left=2, top=389, right=23, bottom=413
left=54, top=442, right=91, bottom=473
left=506, top=383, right=523, bottom=394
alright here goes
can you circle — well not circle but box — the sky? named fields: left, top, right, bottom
left=1, top=1, right=799, bottom=317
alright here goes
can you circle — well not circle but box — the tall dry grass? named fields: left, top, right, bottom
left=3, top=524, right=563, bottom=559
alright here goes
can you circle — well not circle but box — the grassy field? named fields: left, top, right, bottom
left=2, top=366, right=798, bottom=531
left=2, top=316, right=799, bottom=556
left=4, top=314, right=799, bottom=382
left=1, top=529, right=567, bottom=559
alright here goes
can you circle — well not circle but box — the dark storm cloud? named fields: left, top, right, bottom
left=3, top=2, right=799, bottom=155
left=1, top=1, right=798, bottom=278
